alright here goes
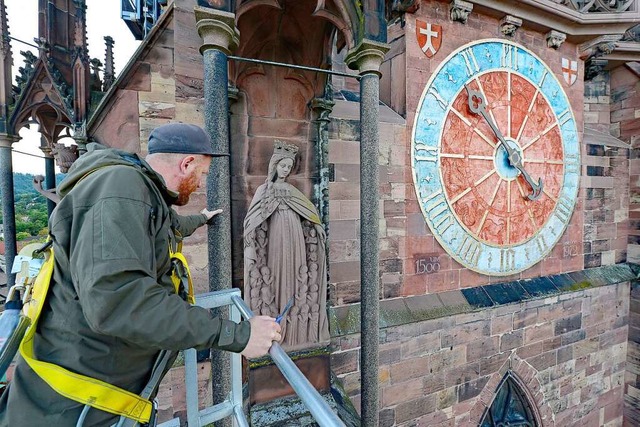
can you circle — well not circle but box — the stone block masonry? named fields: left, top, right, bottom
left=625, top=279, right=640, bottom=426
left=331, top=276, right=632, bottom=426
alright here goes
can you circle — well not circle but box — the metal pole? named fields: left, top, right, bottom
left=185, top=349, right=199, bottom=427
left=359, top=70, right=380, bottom=427
left=231, top=296, right=345, bottom=427
left=227, top=55, right=360, bottom=80
left=0, top=143, right=16, bottom=287
left=229, top=301, right=246, bottom=427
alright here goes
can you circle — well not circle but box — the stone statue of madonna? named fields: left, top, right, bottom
left=243, top=141, right=329, bottom=349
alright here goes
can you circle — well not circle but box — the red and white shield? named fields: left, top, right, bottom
left=562, top=58, right=578, bottom=86
left=416, top=20, right=442, bottom=58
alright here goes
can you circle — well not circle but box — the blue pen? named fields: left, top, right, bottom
left=276, top=297, right=294, bottom=324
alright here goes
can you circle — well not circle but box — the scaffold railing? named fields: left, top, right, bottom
left=158, top=288, right=345, bottom=427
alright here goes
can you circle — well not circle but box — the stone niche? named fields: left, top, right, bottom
left=228, top=0, right=344, bottom=413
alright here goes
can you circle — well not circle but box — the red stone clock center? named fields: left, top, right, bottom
left=439, top=71, right=564, bottom=247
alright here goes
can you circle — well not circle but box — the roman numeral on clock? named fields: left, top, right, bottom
left=500, top=248, right=516, bottom=272
left=564, top=154, right=579, bottom=175
left=415, top=144, right=438, bottom=163
left=554, top=195, right=574, bottom=223
left=424, top=190, right=454, bottom=236
left=427, top=86, right=449, bottom=110
left=535, top=234, right=548, bottom=253
left=456, top=236, right=481, bottom=267
left=501, top=44, right=519, bottom=70
left=460, top=48, right=480, bottom=77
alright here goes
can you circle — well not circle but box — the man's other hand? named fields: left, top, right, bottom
left=241, top=316, right=282, bottom=359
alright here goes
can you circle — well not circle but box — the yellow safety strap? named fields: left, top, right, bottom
left=169, top=242, right=195, bottom=305
left=19, top=246, right=153, bottom=424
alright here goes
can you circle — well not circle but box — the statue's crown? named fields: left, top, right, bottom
left=274, top=140, right=299, bottom=159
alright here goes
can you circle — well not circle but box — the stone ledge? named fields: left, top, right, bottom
left=329, top=263, right=637, bottom=337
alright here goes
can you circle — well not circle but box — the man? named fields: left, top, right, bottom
left=0, top=123, right=281, bottom=426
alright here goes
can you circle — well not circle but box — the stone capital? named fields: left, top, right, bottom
left=0, top=133, right=20, bottom=148
left=310, top=97, right=335, bottom=122
left=345, top=39, right=390, bottom=76
left=228, top=84, right=240, bottom=105
left=194, top=6, right=240, bottom=56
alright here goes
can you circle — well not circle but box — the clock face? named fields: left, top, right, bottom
left=412, top=39, right=580, bottom=276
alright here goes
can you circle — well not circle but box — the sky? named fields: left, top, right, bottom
left=5, top=0, right=141, bottom=173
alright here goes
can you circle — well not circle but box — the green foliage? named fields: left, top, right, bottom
left=10, top=173, right=65, bottom=196
left=0, top=173, right=64, bottom=241
left=15, top=232, right=31, bottom=241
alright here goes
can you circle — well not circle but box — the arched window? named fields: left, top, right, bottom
left=479, top=371, right=539, bottom=427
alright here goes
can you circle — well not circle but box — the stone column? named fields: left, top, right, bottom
left=0, top=134, right=20, bottom=288
left=195, top=7, right=239, bottom=423
left=44, top=156, right=56, bottom=215
left=40, top=137, right=56, bottom=216
left=345, top=39, right=389, bottom=427
left=309, top=96, right=335, bottom=235
left=72, top=123, right=89, bottom=155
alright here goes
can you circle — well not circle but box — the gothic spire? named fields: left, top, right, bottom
left=0, top=0, right=13, bottom=133
left=71, top=0, right=89, bottom=122
left=103, top=35, right=115, bottom=91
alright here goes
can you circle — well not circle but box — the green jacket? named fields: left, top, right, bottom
left=0, top=144, right=250, bottom=426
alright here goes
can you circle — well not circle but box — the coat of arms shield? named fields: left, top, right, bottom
left=416, top=20, right=442, bottom=58
left=562, top=58, right=578, bottom=86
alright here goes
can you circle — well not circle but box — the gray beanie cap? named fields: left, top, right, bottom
left=148, top=123, right=216, bottom=156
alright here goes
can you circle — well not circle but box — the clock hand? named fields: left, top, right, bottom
left=516, top=167, right=543, bottom=200
left=465, top=86, right=543, bottom=201
left=466, top=87, right=520, bottom=164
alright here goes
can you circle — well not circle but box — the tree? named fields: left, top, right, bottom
left=16, top=232, right=30, bottom=241
left=4, top=173, right=56, bottom=241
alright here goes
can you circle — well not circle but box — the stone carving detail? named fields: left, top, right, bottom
left=450, top=0, right=473, bottom=23
left=623, top=23, right=640, bottom=41
left=34, top=37, right=50, bottom=57
left=387, top=0, right=420, bottom=23
left=596, top=41, right=617, bottom=55
left=579, top=35, right=623, bottom=61
left=562, top=0, right=634, bottom=13
left=243, top=141, right=329, bottom=350
left=585, top=58, right=608, bottom=80
left=579, top=35, right=621, bottom=79
left=309, top=88, right=334, bottom=241
left=499, top=15, right=522, bottom=37
left=51, top=143, right=79, bottom=173
left=546, top=30, right=567, bottom=49
left=14, top=51, right=37, bottom=93
left=90, top=58, right=103, bottom=92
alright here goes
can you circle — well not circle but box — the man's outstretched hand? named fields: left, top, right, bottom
left=201, top=208, right=223, bottom=222
left=241, top=316, right=282, bottom=359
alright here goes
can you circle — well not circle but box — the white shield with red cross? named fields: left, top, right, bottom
left=416, top=20, right=442, bottom=58
left=562, top=58, right=578, bottom=86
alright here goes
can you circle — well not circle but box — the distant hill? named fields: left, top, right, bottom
left=1, top=173, right=66, bottom=239
left=12, top=173, right=66, bottom=196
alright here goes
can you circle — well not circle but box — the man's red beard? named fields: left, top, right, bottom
left=175, top=172, right=199, bottom=206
